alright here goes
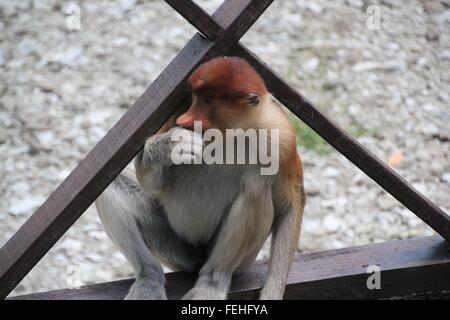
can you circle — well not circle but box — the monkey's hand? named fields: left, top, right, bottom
left=142, top=127, right=204, bottom=167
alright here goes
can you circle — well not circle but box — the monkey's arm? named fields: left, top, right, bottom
left=183, top=174, right=274, bottom=300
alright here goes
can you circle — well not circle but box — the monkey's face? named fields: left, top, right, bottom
left=177, top=56, right=268, bottom=131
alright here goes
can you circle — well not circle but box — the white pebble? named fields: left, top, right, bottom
left=442, top=173, right=450, bottom=184
left=302, top=57, right=319, bottom=73
left=323, top=214, right=342, bottom=232
left=9, top=195, right=45, bottom=216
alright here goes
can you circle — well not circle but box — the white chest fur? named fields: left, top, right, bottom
left=158, top=164, right=245, bottom=245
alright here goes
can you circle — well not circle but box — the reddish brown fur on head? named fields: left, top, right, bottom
left=188, top=56, right=267, bottom=99
left=177, top=57, right=268, bottom=130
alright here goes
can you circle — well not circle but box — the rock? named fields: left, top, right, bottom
left=87, top=109, right=112, bottom=124
left=0, top=1, right=18, bottom=17
left=60, top=238, right=83, bottom=252
left=0, top=50, right=5, bottom=66
left=11, top=181, right=31, bottom=194
left=302, top=57, right=319, bottom=73
left=81, top=223, right=100, bottom=232
left=381, top=0, right=402, bottom=8
left=305, top=181, right=321, bottom=196
left=352, top=60, right=407, bottom=73
left=303, top=219, right=322, bottom=234
left=441, top=0, right=450, bottom=8
left=53, top=253, right=70, bottom=264
left=422, top=0, right=446, bottom=14
left=34, top=77, right=55, bottom=93
left=346, top=0, right=364, bottom=8
left=35, top=130, right=55, bottom=147
left=348, top=104, right=361, bottom=115
left=442, top=173, right=450, bottom=184
left=408, top=216, right=424, bottom=228
left=86, top=252, right=104, bottom=263
left=426, top=26, right=440, bottom=41
left=437, top=9, right=450, bottom=23
left=32, top=0, right=55, bottom=11
left=305, top=3, right=323, bottom=14
left=0, top=127, right=7, bottom=143
left=118, top=0, right=137, bottom=11
left=421, top=123, right=439, bottom=136
left=323, top=71, right=340, bottom=90
left=57, top=46, right=83, bottom=66
left=376, top=194, right=397, bottom=210
left=9, top=195, right=46, bottom=216
left=88, top=230, right=107, bottom=240
left=323, top=214, right=343, bottom=233
left=330, top=239, right=345, bottom=249
left=17, top=39, right=39, bottom=56
left=323, top=166, right=340, bottom=178
left=423, top=103, right=438, bottom=112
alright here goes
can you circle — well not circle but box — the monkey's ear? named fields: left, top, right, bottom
left=247, top=93, right=260, bottom=107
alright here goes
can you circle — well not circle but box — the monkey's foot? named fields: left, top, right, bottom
left=124, top=279, right=168, bottom=300
left=182, top=286, right=227, bottom=300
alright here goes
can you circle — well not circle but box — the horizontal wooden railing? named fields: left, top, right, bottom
left=9, top=237, right=450, bottom=300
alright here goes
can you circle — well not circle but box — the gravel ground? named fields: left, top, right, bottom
left=1, top=0, right=449, bottom=296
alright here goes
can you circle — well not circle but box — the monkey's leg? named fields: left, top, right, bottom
left=259, top=188, right=305, bottom=300
left=95, top=169, right=205, bottom=300
left=182, top=178, right=274, bottom=300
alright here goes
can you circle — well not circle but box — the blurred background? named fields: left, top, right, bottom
left=0, top=0, right=449, bottom=296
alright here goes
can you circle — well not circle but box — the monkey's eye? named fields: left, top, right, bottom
left=247, top=93, right=260, bottom=107
left=204, top=96, right=213, bottom=105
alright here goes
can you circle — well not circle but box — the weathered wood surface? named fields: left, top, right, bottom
left=9, top=236, right=450, bottom=300
left=165, top=0, right=450, bottom=242
left=0, top=0, right=274, bottom=300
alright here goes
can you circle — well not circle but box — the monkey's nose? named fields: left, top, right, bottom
left=176, top=112, right=195, bottom=128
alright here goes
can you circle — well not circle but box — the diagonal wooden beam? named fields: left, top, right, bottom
left=165, top=0, right=450, bottom=240
left=0, top=0, right=275, bottom=299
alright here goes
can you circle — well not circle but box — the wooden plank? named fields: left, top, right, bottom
left=0, top=0, right=275, bottom=300
left=165, top=1, right=450, bottom=241
left=9, top=236, right=450, bottom=300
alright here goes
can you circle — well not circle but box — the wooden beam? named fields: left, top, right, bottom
left=9, top=236, right=450, bottom=300
left=165, top=0, right=450, bottom=241
left=0, top=0, right=275, bottom=300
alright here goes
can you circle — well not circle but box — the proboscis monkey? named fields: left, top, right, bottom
left=95, top=56, right=305, bottom=300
